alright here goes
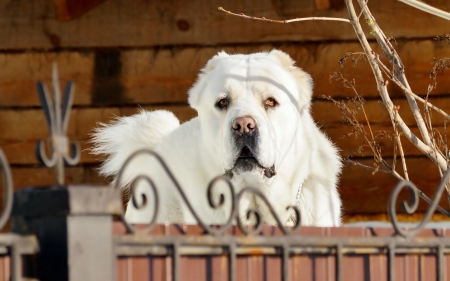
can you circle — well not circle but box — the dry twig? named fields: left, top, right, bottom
left=218, top=7, right=351, bottom=24
left=393, top=107, right=409, bottom=181
left=324, top=73, right=393, bottom=174
left=430, top=58, right=450, bottom=90
left=434, top=34, right=450, bottom=44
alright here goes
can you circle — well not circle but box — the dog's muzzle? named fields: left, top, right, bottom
left=225, top=116, right=277, bottom=179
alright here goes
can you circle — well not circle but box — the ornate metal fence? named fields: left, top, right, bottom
left=2, top=67, right=450, bottom=281
left=112, top=149, right=450, bottom=281
left=0, top=145, right=38, bottom=281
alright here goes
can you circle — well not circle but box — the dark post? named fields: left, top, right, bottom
left=11, top=185, right=122, bottom=281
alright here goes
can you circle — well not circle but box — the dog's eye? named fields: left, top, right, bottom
left=216, top=98, right=229, bottom=109
left=264, top=97, right=278, bottom=108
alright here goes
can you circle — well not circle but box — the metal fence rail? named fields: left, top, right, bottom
left=116, top=235, right=450, bottom=280
left=113, top=223, right=450, bottom=281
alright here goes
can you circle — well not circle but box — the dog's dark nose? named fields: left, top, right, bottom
left=232, top=117, right=256, bottom=135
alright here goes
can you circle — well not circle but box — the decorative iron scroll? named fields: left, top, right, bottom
left=35, top=64, right=80, bottom=186
left=117, top=148, right=450, bottom=240
left=114, top=149, right=450, bottom=281
left=389, top=168, right=450, bottom=238
left=0, top=148, right=13, bottom=230
left=115, top=149, right=301, bottom=236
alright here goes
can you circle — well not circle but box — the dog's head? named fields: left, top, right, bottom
left=188, top=50, right=313, bottom=180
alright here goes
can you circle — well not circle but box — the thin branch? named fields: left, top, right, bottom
left=445, top=119, right=449, bottom=163
left=399, top=0, right=450, bottom=21
left=338, top=52, right=368, bottom=68
left=357, top=0, right=369, bottom=19
left=359, top=96, right=375, bottom=143
left=430, top=58, right=450, bottom=89
left=218, top=7, right=351, bottom=24
left=375, top=56, right=450, bottom=121
left=394, top=109, right=409, bottom=181
left=423, top=101, right=446, bottom=179
left=346, top=158, right=391, bottom=173
left=347, top=158, right=406, bottom=183
left=416, top=94, right=450, bottom=121
left=392, top=126, right=398, bottom=172
left=434, top=34, right=450, bottom=44
left=322, top=86, right=390, bottom=174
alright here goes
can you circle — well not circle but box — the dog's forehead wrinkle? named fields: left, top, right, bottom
left=222, top=74, right=299, bottom=106
left=250, top=84, right=270, bottom=99
left=246, top=56, right=251, bottom=82
left=222, top=79, right=244, bottom=101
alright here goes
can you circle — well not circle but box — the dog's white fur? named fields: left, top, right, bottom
left=92, top=50, right=342, bottom=226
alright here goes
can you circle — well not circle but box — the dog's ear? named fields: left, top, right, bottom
left=269, top=50, right=313, bottom=107
left=188, top=51, right=229, bottom=109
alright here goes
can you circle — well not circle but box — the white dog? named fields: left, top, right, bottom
left=92, top=50, right=342, bottom=226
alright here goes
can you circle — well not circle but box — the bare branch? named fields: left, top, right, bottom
left=320, top=81, right=393, bottom=175
left=218, top=7, right=351, bottom=24
left=430, top=57, right=450, bottom=89
left=423, top=97, right=447, bottom=179
left=399, top=0, right=450, bottom=21
left=434, top=34, right=450, bottom=44
left=347, top=158, right=408, bottom=184
left=338, top=52, right=368, bottom=68
left=375, top=56, right=450, bottom=121
left=443, top=120, right=449, bottom=163
left=394, top=109, right=409, bottom=181
left=346, top=158, right=392, bottom=174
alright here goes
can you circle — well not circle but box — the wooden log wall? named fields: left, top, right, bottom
left=1, top=0, right=450, bottom=221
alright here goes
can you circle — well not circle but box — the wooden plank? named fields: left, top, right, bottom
left=3, top=99, right=450, bottom=164
left=53, top=0, right=106, bottom=21
left=6, top=155, right=446, bottom=214
left=0, top=51, right=95, bottom=107
left=0, top=40, right=449, bottom=107
left=0, top=106, right=197, bottom=164
left=339, top=157, right=445, bottom=214
left=312, top=96, right=450, bottom=127
left=0, top=49, right=199, bottom=107
left=0, top=0, right=449, bottom=49
left=9, top=165, right=106, bottom=189
left=315, top=0, right=331, bottom=10
left=326, top=125, right=449, bottom=159
left=10, top=166, right=85, bottom=189
left=1, top=140, right=100, bottom=165
left=0, top=106, right=196, bottom=142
